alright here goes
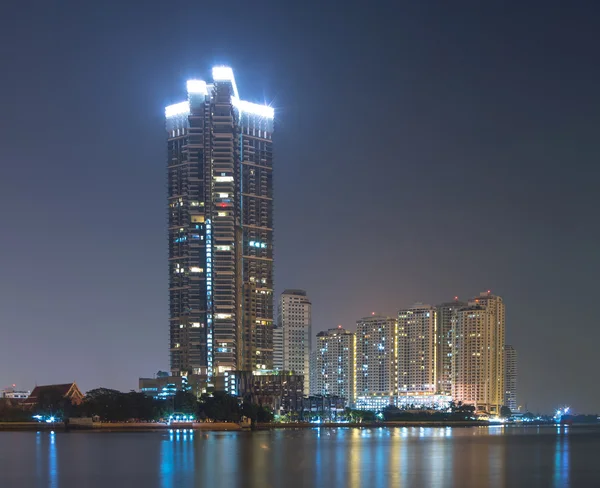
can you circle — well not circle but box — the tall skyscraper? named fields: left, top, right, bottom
left=277, top=290, right=312, bottom=396
left=313, top=327, right=355, bottom=404
left=504, top=345, right=517, bottom=411
left=452, top=291, right=505, bottom=414
left=397, top=304, right=438, bottom=403
left=165, top=67, right=274, bottom=380
left=355, top=315, right=397, bottom=401
left=436, top=298, right=466, bottom=395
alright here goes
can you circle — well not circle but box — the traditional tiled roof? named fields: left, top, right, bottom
left=24, top=383, right=84, bottom=406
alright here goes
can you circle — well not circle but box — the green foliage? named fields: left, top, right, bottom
left=344, top=408, right=376, bottom=422
left=241, top=402, right=274, bottom=423
left=24, top=386, right=275, bottom=424
left=78, top=389, right=165, bottom=421
left=198, top=392, right=242, bottom=422
left=35, top=389, right=68, bottom=417
left=378, top=402, right=478, bottom=421
left=500, top=406, right=512, bottom=418
left=174, top=391, right=197, bottom=414
left=0, top=400, right=31, bottom=422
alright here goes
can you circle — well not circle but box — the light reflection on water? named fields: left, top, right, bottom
left=161, top=429, right=195, bottom=488
left=49, top=431, right=57, bottom=488
left=10, top=426, right=597, bottom=488
left=553, top=426, right=570, bottom=488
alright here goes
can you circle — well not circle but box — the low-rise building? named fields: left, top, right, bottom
left=224, top=370, right=304, bottom=413
left=23, top=383, right=84, bottom=408
left=1, top=387, right=30, bottom=400
left=139, top=372, right=205, bottom=399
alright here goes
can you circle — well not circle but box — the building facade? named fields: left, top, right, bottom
left=452, top=292, right=505, bottom=414
left=355, top=315, right=397, bottom=405
left=277, top=290, right=312, bottom=395
left=224, top=370, right=304, bottom=413
left=1, top=387, right=30, bottom=400
left=139, top=372, right=205, bottom=399
left=273, top=326, right=283, bottom=371
left=436, top=299, right=466, bottom=395
left=165, top=67, right=274, bottom=380
left=504, top=344, right=517, bottom=411
left=313, top=327, right=355, bottom=404
left=397, top=304, right=438, bottom=403
left=23, top=383, right=84, bottom=408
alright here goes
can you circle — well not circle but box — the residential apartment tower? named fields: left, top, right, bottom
left=277, top=290, right=312, bottom=395
left=165, top=67, right=274, bottom=380
left=452, top=292, right=505, bottom=414
left=312, top=327, right=355, bottom=404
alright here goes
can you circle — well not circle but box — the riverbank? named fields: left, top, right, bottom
left=3, top=419, right=590, bottom=432
left=0, top=420, right=497, bottom=431
left=0, top=421, right=244, bottom=432
left=255, top=420, right=489, bottom=429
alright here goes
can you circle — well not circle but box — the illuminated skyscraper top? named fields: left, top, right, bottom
left=166, top=67, right=274, bottom=380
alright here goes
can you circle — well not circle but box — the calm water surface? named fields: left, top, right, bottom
left=1, top=426, right=599, bottom=487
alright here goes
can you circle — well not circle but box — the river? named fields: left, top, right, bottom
left=1, top=425, right=598, bottom=487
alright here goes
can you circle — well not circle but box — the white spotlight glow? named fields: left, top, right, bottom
left=165, top=101, right=189, bottom=118
left=232, top=97, right=274, bottom=119
left=186, top=79, right=207, bottom=95
left=212, top=66, right=239, bottom=98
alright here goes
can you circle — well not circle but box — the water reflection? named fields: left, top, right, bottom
left=49, top=432, right=57, bottom=488
left=161, top=430, right=195, bottom=488
left=14, top=425, right=598, bottom=488
left=553, top=427, right=570, bottom=488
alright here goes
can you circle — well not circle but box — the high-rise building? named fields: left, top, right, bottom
left=452, top=291, right=505, bottom=414
left=165, top=67, right=274, bottom=380
left=277, top=290, right=312, bottom=395
left=355, top=315, right=397, bottom=403
left=397, top=304, right=438, bottom=402
left=313, top=327, right=355, bottom=405
left=504, top=345, right=517, bottom=411
left=436, top=298, right=466, bottom=395
left=309, top=350, right=317, bottom=396
left=273, top=326, right=283, bottom=371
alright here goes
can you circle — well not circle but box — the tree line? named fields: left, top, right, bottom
left=0, top=388, right=273, bottom=423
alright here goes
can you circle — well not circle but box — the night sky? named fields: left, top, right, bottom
left=1, top=1, right=599, bottom=413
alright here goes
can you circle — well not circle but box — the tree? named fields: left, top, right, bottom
left=199, top=392, right=241, bottom=422
left=173, top=391, right=198, bottom=414
left=0, top=399, right=30, bottom=422
left=256, top=406, right=274, bottom=423
left=35, top=389, right=68, bottom=418
left=125, top=391, right=161, bottom=421
left=82, top=388, right=126, bottom=421
left=500, top=406, right=512, bottom=418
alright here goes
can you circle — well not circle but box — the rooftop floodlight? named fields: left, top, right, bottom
left=165, top=101, right=189, bottom=118
left=232, top=97, right=274, bottom=119
left=186, top=79, right=208, bottom=95
left=212, top=66, right=239, bottom=98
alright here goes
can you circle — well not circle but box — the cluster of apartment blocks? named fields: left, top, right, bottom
left=274, top=290, right=517, bottom=415
left=162, top=69, right=517, bottom=415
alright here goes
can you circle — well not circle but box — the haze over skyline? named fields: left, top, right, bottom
left=1, top=1, right=599, bottom=413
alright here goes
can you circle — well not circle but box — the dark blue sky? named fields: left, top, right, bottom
left=1, top=1, right=599, bottom=413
